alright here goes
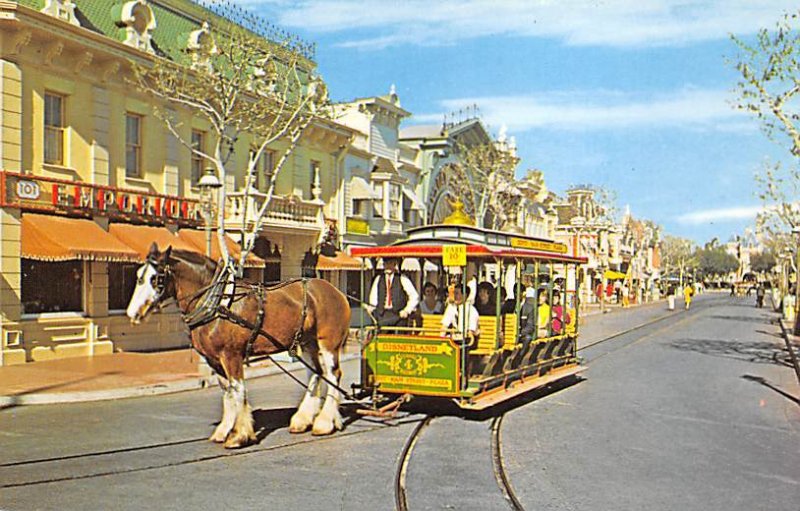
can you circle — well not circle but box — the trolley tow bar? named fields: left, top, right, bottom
left=357, top=393, right=412, bottom=418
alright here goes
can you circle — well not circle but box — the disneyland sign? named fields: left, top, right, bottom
left=0, top=171, right=202, bottom=224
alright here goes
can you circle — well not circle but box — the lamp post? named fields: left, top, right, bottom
left=198, top=167, right=222, bottom=257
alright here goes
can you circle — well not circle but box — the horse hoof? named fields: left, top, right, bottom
left=223, top=435, right=253, bottom=449
left=311, top=419, right=339, bottom=436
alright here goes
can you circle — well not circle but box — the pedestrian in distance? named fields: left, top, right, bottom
left=365, top=257, right=420, bottom=327
left=683, top=282, right=694, bottom=310
left=755, top=283, right=765, bottom=309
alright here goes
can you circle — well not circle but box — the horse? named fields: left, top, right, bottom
left=126, top=243, right=351, bottom=449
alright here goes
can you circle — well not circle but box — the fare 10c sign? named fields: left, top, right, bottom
left=1, top=171, right=202, bottom=224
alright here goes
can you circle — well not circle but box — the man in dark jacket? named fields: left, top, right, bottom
left=365, top=257, right=419, bottom=327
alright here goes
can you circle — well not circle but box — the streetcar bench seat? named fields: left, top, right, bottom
left=421, top=313, right=444, bottom=334
left=503, top=314, right=518, bottom=350
left=471, top=316, right=500, bottom=355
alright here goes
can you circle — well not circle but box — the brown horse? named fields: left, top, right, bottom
left=126, top=243, right=351, bottom=449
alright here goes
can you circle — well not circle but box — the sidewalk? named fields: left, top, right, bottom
left=0, top=300, right=668, bottom=407
left=0, top=346, right=361, bottom=407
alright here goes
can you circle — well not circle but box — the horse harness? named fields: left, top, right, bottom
left=149, top=257, right=370, bottom=408
left=150, top=257, right=309, bottom=363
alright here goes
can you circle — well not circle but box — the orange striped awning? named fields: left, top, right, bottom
left=177, top=229, right=266, bottom=268
left=108, top=223, right=198, bottom=260
left=317, top=251, right=364, bottom=271
left=21, top=214, right=139, bottom=263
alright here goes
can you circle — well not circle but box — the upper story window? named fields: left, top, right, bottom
left=353, top=198, right=370, bottom=217
left=254, top=150, right=274, bottom=190
left=191, top=130, right=205, bottom=186
left=44, top=92, right=65, bottom=165
left=125, top=113, right=142, bottom=178
left=390, top=183, right=401, bottom=220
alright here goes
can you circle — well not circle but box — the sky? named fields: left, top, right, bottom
left=237, top=0, right=798, bottom=244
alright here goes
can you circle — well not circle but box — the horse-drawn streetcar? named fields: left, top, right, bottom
left=351, top=221, right=587, bottom=411
left=125, top=214, right=586, bottom=449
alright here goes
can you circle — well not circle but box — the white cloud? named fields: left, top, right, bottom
left=239, top=0, right=799, bottom=49
left=412, top=88, right=744, bottom=132
left=676, top=205, right=763, bottom=224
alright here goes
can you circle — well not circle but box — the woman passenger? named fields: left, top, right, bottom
left=475, top=282, right=496, bottom=316
left=550, top=291, right=571, bottom=334
left=419, top=282, right=444, bottom=314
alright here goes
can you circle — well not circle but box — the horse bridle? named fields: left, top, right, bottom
left=145, top=256, right=173, bottom=313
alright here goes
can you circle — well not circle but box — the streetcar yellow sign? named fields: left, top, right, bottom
left=442, top=245, right=467, bottom=266
left=509, top=237, right=568, bottom=253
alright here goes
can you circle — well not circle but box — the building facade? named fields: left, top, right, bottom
left=0, top=0, right=349, bottom=365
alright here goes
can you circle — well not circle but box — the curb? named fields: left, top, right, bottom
left=778, top=319, right=800, bottom=386
left=0, top=352, right=362, bottom=407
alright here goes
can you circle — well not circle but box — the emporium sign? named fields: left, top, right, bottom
left=0, top=171, right=202, bottom=224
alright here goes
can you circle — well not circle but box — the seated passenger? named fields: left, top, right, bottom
left=518, top=287, right=537, bottom=346
left=419, top=282, right=444, bottom=314
left=475, top=281, right=497, bottom=316
left=441, top=285, right=480, bottom=346
left=551, top=291, right=571, bottom=335
left=499, top=287, right=516, bottom=314
left=537, top=289, right=551, bottom=338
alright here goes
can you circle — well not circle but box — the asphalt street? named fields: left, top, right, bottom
left=1, top=293, right=797, bottom=511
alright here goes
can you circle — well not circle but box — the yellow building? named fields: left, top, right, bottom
left=0, top=0, right=351, bottom=365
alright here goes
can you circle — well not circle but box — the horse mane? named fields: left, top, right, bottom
left=168, top=249, right=217, bottom=282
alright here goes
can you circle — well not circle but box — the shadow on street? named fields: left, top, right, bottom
left=668, top=338, right=791, bottom=367
left=741, top=374, right=800, bottom=406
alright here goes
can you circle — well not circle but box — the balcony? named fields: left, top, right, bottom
left=225, top=191, right=324, bottom=233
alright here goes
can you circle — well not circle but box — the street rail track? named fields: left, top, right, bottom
left=3, top=298, right=720, bottom=495
left=394, top=416, right=432, bottom=511
left=491, top=414, right=525, bottom=511
left=0, top=414, right=424, bottom=489
left=394, top=414, right=525, bottom=511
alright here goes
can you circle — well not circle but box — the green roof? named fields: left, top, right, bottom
left=15, top=0, right=314, bottom=62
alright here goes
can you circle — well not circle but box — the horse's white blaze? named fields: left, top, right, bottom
left=312, top=348, right=342, bottom=435
left=126, top=263, right=159, bottom=322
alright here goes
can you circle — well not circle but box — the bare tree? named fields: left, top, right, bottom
left=661, top=235, right=698, bottom=286
left=731, top=12, right=800, bottom=235
left=130, top=6, right=330, bottom=273
left=446, top=140, right=520, bottom=229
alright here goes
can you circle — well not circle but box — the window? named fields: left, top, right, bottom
left=353, top=198, right=370, bottom=217
left=108, top=263, right=139, bottom=311
left=251, top=149, right=274, bottom=190
left=390, top=183, right=401, bottom=220
left=190, top=130, right=205, bottom=186
left=22, top=259, right=83, bottom=314
left=125, top=113, right=142, bottom=178
left=44, top=92, right=65, bottom=165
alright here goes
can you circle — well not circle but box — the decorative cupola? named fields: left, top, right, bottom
left=41, top=0, right=80, bottom=26
left=186, top=22, right=217, bottom=71
left=117, top=0, right=157, bottom=54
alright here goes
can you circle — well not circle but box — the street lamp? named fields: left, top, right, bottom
left=198, top=167, right=221, bottom=257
